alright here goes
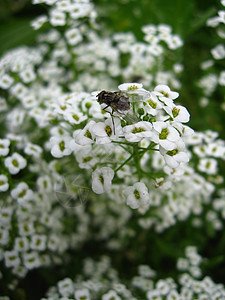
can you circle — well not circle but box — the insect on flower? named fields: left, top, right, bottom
left=97, top=89, right=150, bottom=134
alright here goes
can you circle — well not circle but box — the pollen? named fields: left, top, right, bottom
left=84, top=130, right=92, bottom=139
left=167, top=149, right=178, bottom=156
left=59, top=141, right=65, bottom=152
left=172, top=107, right=180, bottom=118
left=148, top=100, right=157, bottom=109
left=99, top=175, right=104, bottom=184
left=128, top=84, right=138, bottom=90
left=60, top=105, right=67, bottom=110
left=18, top=189, right=27, bottom=198
left=83, top=156, right=92, bottom=163
left=132, top=127, right=146, bottom=134
left=72, top=114, right=79, bottom=121
left=134, top=189, right=140, bottom=199
left=159, top=128, right=169, bottom=140
left=105, top=125, right=112, bottom=137
left=161, top=91, right=169, bottom=97
left=12, top=159, right=19, bottom=167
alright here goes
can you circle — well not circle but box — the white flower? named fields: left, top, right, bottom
left=0, top=138, right=10, bottom=156
left=118, top=82, right=143, bottom=91
left=0, top=74, right=14, bottom=89
left=4, top=152, right=27, bottom=175
left=0, top=174, right=9, bottom=192
left=152, top=121, right=180, bottom=150
left=63, top=108, right=87, bottom=125
left=0, top=96, right=7, bottom=112
left=69, top=3, right=92, bottom=19
left=154, top=84, right=179, bottom=103
left=31, top=15, right=48, bottom=30
left=23, top=252, right=40, bottom=270
left=37, top=175, right=52, bottom=193
left=14, top=237, right=29, bottom=252
left=75, top=146, right=98, bottom=169
left=123, top=121, right=153, bottom=142
left=75, top=120, right=96, bottom=145
left=50, top=136, right=72, bottom=158
left=198, top=158, right=218, bottom=175
left=160, top=139, right=189, bottom=168
left=24, top=143, right=43, bottom=158
left=0, top=228, right=9, bottom=245
left=65, top=28, right=82, bottom=45
left=4, top=250, right=20, bottom=268
left=102, top=290, right=121, bottom=300
left=211, top=44, right=225, bottom=60
left=19, top=67, right=36, bottom=83
left=11, top=182, right=33, bottom=204
left=58, top=278, right=74, bottom=296
left=163, top=104, right=190, bottom=123
left=92, top=167, right=114, bottom=194
left=123, top=182, right=150, bottom=209
left=30, top=235, right=47, bottom=251
left=49, top=9, right=66, bottom=26
left=92, top=118, right=123, bottom=144
left=75, top=288, right=90, bottom=300
left=19, top=222, right=35, bottom=236
left=144, top=93, right=163, bottom=116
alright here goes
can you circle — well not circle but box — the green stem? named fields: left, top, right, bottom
left=115, top=152, right=135, bottom=173
left=133, top=143, right=141, bottom=181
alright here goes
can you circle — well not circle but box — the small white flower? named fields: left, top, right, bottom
left=0, top=174, right=9, bottom=192
left=19, top=67, right=36, bottom=83
left=92, top=167, right=114, bottom=194
left=14, top=237, right=30, bottom=252
left=160, top=139, right=189, bottom=168
left=30, top=235, right=47, bottom=251
left=198, top=158, right=218, bottom=175
left=4, top=152, right=27, bottom=175
left=63, top=108, right=87, bottom=125
left=50, top=136, right=72, bottom=158
left=24, top=143, right=43, bottom=158
left=11, top=182, right=33, bottom=204
left=65, top=28, right=82, bottom=45
left=152, top=121, right=180, bottom=150
left=156, top=279, right=170, bottom=295
left=49, top=9, right=66, bottom=26
left=154, top=84, right=179, bottom=103
left=144, top=93, right=163, bottom=116
left=0, top=228, right=9, bottom=245
left=92, top=118, right=123, bottom=144
left=74, top=288, right=90, bottom=300
left=75, top=147, right=98, bottom=169
left=0, top=96, right=7, bottom=112
left=123, top=182, right=150, bottom=209
left=4, top=250, right=20, bottom=268
left=211, top=44, right=225, bottom=60
left=31, top=14, right=48, bottom=30
left=75, top=120, right=96, bottom=145
left=0, top=74, right=14, bottom=89
left=23, top=252, right=40, bottom=270
left=58, top=278, right=74, bottom=297
left=19, top=222, right=35, bottom=236
left=163, top=104, right=190, bottom=123
left=102, top=290, right=121, bottom=300
left=118, top=82, right=143, bottom=91
left=0, top=138, right=10, bottom=156
left=123, top=121, right=153, bottom=142
left=37, top=175, right=52, bottom=193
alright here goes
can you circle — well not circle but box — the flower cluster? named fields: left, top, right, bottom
left=42, top=252, right=225, bottom=300
left=0, top=0, right=224, bottom=298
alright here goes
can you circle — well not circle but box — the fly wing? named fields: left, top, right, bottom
left=125, top=89, right=151, bottom=102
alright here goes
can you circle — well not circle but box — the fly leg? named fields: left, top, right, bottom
left=102, top=105, right=116, bottom=135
